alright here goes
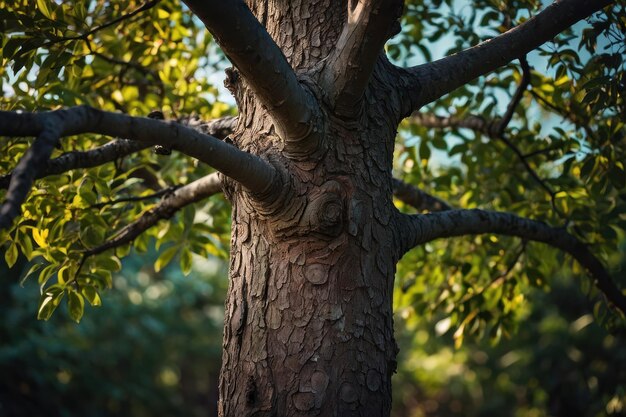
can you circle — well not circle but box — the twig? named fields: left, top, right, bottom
left=41, top=1, right=160, bottom=48
left=89, top=185, right=180, bottom=209
left=494, top=56, right=531, bottom=136
left=84, top=173, right=221, bottom=256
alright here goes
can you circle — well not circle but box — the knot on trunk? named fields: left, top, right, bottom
left=298, top=180, right=346, bottom=238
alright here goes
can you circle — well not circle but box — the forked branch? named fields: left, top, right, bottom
left=321, top=0, right=403, bottom=117
left=0, top=106, right=274, bottom=230
left=0, top=139, right=148, bottom=190
left=399, top=209, right=626, bottom=315
left=182, top=0, right=322, bottom=157
left=0, top=115, right=237, bottom=190
left=399, top=0, right=612, bottom=112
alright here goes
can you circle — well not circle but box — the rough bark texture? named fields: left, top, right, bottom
left=217, top=2, right=407, bottom=415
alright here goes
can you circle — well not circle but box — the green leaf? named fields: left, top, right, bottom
left=20, top=262, right=44, bottom=286
left=180, top=247, right=193, bottom=276
left=97, top=255, right=122, bottom=273
left=5, top=242, right=18, bottom=268
left=38, top=264, right=58, bottom=286
left=155, top=246, right=179, bottom=272
left=81, top=286, right=102, bottom=307
left=37, top=287, right=64, bottom=321
left=36, top=0, right=54, bottom=19
left=80, top=225, right=105, bottom=247
left=67, top=290, right=85, bottom=323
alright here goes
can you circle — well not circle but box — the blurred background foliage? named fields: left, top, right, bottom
left=1, top=0, right=625, bottom=415
left=0, top=249, right=228, bottom=417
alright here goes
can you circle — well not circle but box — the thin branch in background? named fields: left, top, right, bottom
left=494, top=56, right=531, bottom=136
left=489, top=60, right=566, bottom=220
left=90, top=46, right=160, bottom=80
left=42, top=0, right=161, bottom=48
left=410, top=58, right=566, bottom=220
left=522, top=142, right=565, bottom=159
left=84, top=173, right=221, bottom=256
left=89, top=185, right=180, bottom=209
left=529, top=90, right=598, bottom=143
left=0, top=139, right=148, bottom=190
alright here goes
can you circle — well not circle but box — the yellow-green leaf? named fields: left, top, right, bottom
left=82, top=286, right=102, bottom=307
left=37, top=288, right=64, bottom=321
left=37, top=0, right=53, bottom=19
left=68, top=290, right=85, bottom=323
left=33, top=228, right=49, bottom=248
left=155, top=246, right=179, bottom=272
left=5, top=242, right=18, bottom=268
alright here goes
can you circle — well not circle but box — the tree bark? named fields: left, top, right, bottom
left=212, top=3, right=410, bottom=414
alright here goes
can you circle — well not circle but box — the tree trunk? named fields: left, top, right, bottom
left=217, top=3, right=406, bottom=415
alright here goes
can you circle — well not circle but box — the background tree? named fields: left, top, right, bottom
left=1, top=0, right=625, bottom=416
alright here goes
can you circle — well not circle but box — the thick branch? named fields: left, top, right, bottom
left=401, top=0, right=612, bottom=111
left=399, top=209, right=626, bottom=315
left=392, top=178, right=451, bottom=212
left=181, top=0, right=322, bottom=156
left=0, top=107, right=273, bottom=229
left=0, top=115, right=236, bottom=190
left=320, top=0, right=402, bottom=116
left=85, top=173, right=222, bottom=256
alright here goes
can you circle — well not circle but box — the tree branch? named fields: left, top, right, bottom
left=0, top=107, right=273, bottom=230
left=320, top=0, right=403, bottom=117
left=496, top=57, right=531, bottom=136
left=0, top=139, right=147, bottom=190
left=399, top=0, right=612, bottom=112
left=0, top=115, right=237, bottom=190
left=410, top=60, right=560, bottom=213
left=84, top=173, right=222, bottom=256
left=392, top=178, right=451, bottom=212
left=399, top=209, right=626, bottom=315
left=412, top=110, right=559, bottom=213
left=89, top=185, right=179, bottom=209
left=181, top=0, right=322, bottom=157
